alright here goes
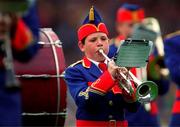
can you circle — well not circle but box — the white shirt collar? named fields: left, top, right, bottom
left=87, top=58, right=108, bottom=67
left=87, top=58, right=99, bottom=67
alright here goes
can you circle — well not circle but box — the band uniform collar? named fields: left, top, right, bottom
left=82, top=56, right=91, bottom=68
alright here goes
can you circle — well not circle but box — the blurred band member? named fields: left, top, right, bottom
left=0, top=1, right=39, bottom=126
left=164, top=31, right=180, bottom=127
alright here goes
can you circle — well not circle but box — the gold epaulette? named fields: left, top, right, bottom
left=165, top=30, right=180, bottom=39
left=69, top=60, right=82, bottom=67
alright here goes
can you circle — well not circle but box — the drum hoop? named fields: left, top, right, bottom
left=38, top=40, right=62, bottom=47
left=22, top=112, right=67, bottom=116
left=40, top=29, right=61, bottom=126
left=16, top=74, right=65, bottom=78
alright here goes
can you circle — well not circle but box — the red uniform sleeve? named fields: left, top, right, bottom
left=90, top=71, right=115, bottom=93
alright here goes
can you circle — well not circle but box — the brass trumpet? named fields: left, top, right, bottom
left=99, top=49, right=158, bottom=103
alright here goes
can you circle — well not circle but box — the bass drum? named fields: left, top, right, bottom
left=14, top=28, right=66, bottom=126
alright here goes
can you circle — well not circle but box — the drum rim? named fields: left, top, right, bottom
left=40, top=28, right=62, bottom=126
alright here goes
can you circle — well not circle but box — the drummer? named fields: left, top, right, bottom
left=64, top=6, right=140, bottom=127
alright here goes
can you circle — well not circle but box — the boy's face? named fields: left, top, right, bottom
left=78, top=32, right=109, bottom=62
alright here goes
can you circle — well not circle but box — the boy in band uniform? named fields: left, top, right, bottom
left=65, top=6, right=140, bottom=127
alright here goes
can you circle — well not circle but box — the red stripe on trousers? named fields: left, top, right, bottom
left=76, top=120, right=128, bottom=127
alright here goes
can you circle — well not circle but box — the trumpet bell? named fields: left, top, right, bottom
left=136, top=81, right=158, bottom=103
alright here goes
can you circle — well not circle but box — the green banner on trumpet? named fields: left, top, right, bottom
left=115, top=39, right=153, bottom=68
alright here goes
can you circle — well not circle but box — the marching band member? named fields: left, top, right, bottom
left=108, top=3, right=145, bottom=58
left=143, top=17, right=169, bottom=97
left=108, top=3, right=146, bottom=86
left=108, top=3, right=160, bottom=127
left=0, top=1, right=39, bottom=125
left=164, top=31, right=180, bottom=127
left=64, top=6, right=140, bottom=127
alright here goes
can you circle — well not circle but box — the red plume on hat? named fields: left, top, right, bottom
left=116, top=3, right=145, bottom=23
left=78, top=6, right=109, bottom=41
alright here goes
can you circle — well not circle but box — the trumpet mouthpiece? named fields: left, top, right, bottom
left=98, top=48, right=111, bottom=62
left=98, top=48, right=104, bottom=53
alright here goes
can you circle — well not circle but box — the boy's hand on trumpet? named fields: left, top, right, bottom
left=107, top=60, right=128, bottom=81
left=116, top=67, right=129, bottom=80
left=107, top=60, right=136, bottom=102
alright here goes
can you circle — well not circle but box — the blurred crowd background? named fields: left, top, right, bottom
left=37, top=0, right=180, bottom=66
left=37, top=0, right=180, bottom=126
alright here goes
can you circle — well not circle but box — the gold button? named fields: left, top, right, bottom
left=109, top=100, right=113, bottom=106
